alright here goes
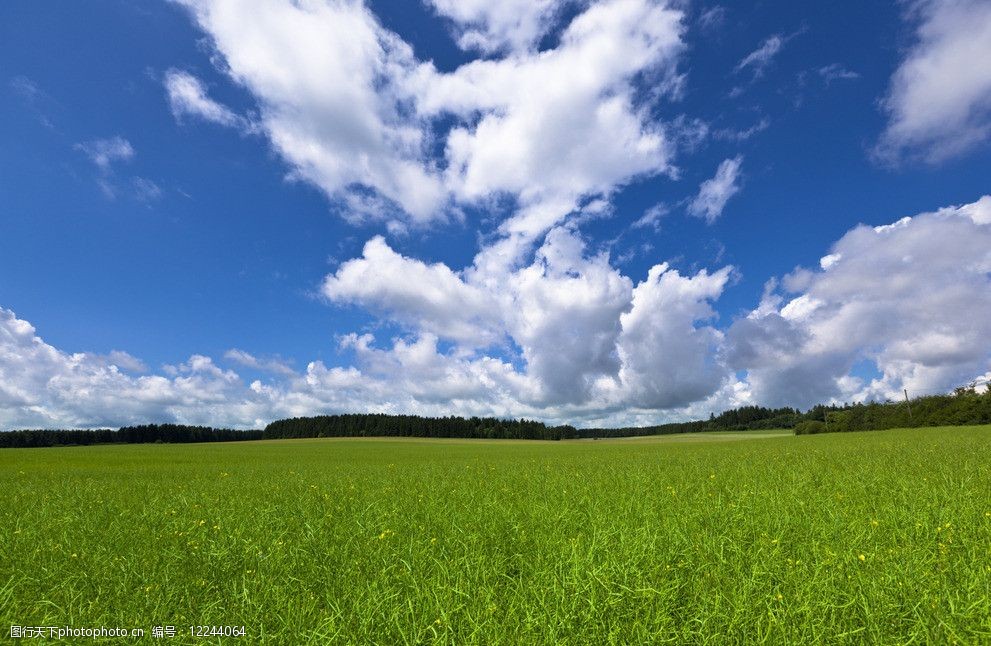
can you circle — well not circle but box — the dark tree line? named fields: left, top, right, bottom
left=3, top=385, right=989, bottom=448
left=0, top=424, right=263, bottom=448
left=795, top=386, right=991, bottom=435
left=579, top=406, right=800, bottom=438
left=268, top=405, right=806, bottom=442
left=264, top=414, right=579, bottom=441
left=709, top=406, right=800, bottom=430
left=578, top=420, right=709, bottom=438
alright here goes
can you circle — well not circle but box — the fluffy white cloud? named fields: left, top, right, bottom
left=321, top=225, right=732, bottom=409
left=172, top=0, right=447, bottom=224
left=687, top=155, right=742, bottom=222
left=607, top=262, right=732, bottom=409
left=317, top=225, right=738, bottom=418
left=323, top=228, right=631, bottom=405
left=24, top=1, right=989, bottom=431
left=0, top=307, right=272, bottom=429
left=876, top=0, right=991, bottom=163
left=170, top=0, right=685, bottom=238
left=507, top=228, right=634, bottom=405
left=4, top=197, right=989, bottom=429
left=169, top=0, right=691, bottom=372
left=336, top=332, right=534, bottom=409
left=0, top=305, right=540, bottom=428
left=726, top=195, right=991, bottom=407
left=954, top=194, right=991, bottom=224
left=426, top=0, right=571, bottom=54
left=322, top=236, right=502, bottom=346
left=416, top=0, right=683, bottom=239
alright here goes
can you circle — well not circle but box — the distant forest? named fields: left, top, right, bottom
left=792, top=385, right=991, bottom=435
left=263, top=414, right=576, bottom=441
left=2, top=384, right=989, bottom=448
left=0, top=425, right=263, bottom=449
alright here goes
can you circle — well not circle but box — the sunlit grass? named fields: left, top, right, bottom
left=1, top=427, right=989, bottom=643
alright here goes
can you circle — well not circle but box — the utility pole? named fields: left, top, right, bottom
left=904, top=389, right=912, bottom=423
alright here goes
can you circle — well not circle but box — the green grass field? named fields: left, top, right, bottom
left=2, top=426, right=990, bottom=644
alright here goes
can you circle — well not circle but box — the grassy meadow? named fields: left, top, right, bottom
left=1, top=426, right=990, bottom=643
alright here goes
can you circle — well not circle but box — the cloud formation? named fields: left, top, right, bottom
left=2, top=197, right=989, bottom=429
left=22, top=1, right=980, bottom=431
left=0, top=307, right=268, bottom=429
left=321, top=226, right=727, bottom=409
left=168, top=0, right=685, bottom=240
left=76, top=136, right=134, bottom=171
left=818, top=63, right=859, bottom=85
left=223, top=349, right=296, bottom=376
left=876, top=0, right=991, bottom=163
left=426, top=0, right=571, bottom=54
left=322, top=236, right=503, bottom=347
left=171, top=0, right=447, bottom=225
left=735, top=35, right=783, bottom=77
left=165, top=69, right=248, bottom=129
left=75, top=136, right=155, bottom=200
left=687, top=155, right=743, bottom=222
left=726, top=195, right=991, bottom=407
left=632, top=203, right=668, bottom=230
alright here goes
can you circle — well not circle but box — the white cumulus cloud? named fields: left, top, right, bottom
left=321, top=225, right=733, bottom=409
left=0, top=307, right=272, bottom=429
left=3, top=198, right=989, bottom=429
left=726, top=195, right=991, bottom=407
left=169, top=0, right=686, bottom=239
left=416, top=0, right=683, bottom=242
left=876, top=0, right=991, bottom=163
left=171, top=0, right=447, bottom=224
left=322, top=236, right=503, bottom=347
left=426, top=0, right=572, bottom=54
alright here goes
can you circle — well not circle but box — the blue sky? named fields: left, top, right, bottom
left=2, top=0, right=990, bottom=429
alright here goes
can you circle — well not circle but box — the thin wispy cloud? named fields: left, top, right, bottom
left=697, top=5, right=726, bottom=31
left=224, top=349, right=296, bottom=377
left=9, top=76, right=56, bottom=129
left=818, top=63, right=859, bottom=85
left=688, top=156, right=743, bottom=223
left=76, top=136, right=134, bottom=172
left=712, top=118, right=770, bottom=142
left=632, top=203, right=668, bottom=231
left=165, top=69, right=251, bottom=131
left=735, top=35, right=784, bottom=77
left=132, top=177, right=163, bottom=202
left=74, top=136, right=136, bottom=199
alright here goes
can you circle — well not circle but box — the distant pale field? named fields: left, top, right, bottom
left=1, top=427, right=989, bottom=644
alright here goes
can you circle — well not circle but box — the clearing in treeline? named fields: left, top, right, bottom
left=1, top=426, right=990, bottom=643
